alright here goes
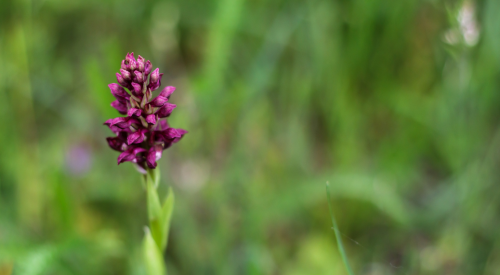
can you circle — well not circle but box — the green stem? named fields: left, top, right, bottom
left=143, top=169, right=175, bottom=275
left=326, top=182, right=355, bottom=275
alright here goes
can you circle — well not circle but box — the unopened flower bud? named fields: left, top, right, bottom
left=144, top=60, right=152, bottom=75
left=150, top=68, right=159, bottom=83
left=126, top=52, right=136, bottom=70
left=131, top=82, right=142, bottom=96
left=137, top=55, right=145, bottom=72
left=116, top=73, right=129, bottom=88
left=121, top=60, right=129, bottom=70
left=120, top=69, right=131, bottom=80
left=125, top=52, right=132, bottom=62
left=134, top=71, right=144, bottom=83
left=129, top=60, right=136, bottom=71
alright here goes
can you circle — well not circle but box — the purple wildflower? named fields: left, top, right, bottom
left=104, top=53, right=187, bottom=171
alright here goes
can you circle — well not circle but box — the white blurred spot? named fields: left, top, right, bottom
left=443, top=1, right=480, bottom=46
left=458, top=1, right=480, bottom=46
left=177, top=160, right=209, bottom=192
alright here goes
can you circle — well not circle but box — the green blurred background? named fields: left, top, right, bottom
left=1, top=0, right=500, bottom=274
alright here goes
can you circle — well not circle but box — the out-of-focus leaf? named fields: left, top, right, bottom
left=146, top=170, right=175, bottom=252
left=146, top=173, right=162, bottom=250
left=14, top=245, right=58, bottom=275
left=160, top=187, right=174, bottom=250
left=143, top=227, right=166, bottom=275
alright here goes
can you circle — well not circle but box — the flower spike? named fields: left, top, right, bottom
left=104, top=53, right=186, bottom=171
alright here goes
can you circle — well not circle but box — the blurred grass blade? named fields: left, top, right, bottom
left=146, top=171, right=175, bottom=252
left=160, top=187, right=174, bottom=250
left=146, top=173, right=162, bottom=223
left=326, top=182, right=354, bottom=275
left=143, top=227, right=167, bottom=275
left=146, top=171, right=163, bottom=251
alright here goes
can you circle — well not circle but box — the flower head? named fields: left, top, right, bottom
left=104, top=53, right=187, bottom=172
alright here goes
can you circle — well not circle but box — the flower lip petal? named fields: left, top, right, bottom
left=146, top=146, right=163, bottom=168
left=117, top=148, right=135, bottom=164
left=117, top=145, right=145, bottom=165
left=127, top=128, right=147, bottom=145
left=145, top=114, right=157, bottom=124
left=127, top=108, right=142, bottom=117
left=132, top=147, right=147, bottom=155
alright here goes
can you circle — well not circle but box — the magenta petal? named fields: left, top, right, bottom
left=117, top=149, right=135, bottom=164
left=107, top=136, right=125, bottom=152
left=172, top=128, right=188, bottom=143
left=158, top=86, right=175, bottom=98
left=163, top=128, right=181, bottom=139
left=149, top=96, right=169, bottom=107
left=146, top=147, right=156, bottom=168
left=105, top=117, right=137, bottom=130
left=113, top=117, right=131, bottom=128
left=132, top=147, right=146, bottom=155
left=175, top=128, right=188, bottom=136
left=127, top=108, right=142, bottom=117
left=111, top=100, right=128, bottom=114
left=148, top=80, right=160, bottom=91
left=145, top=114, right=157, bottom=124
left=109, top=83, right=130, bottom=102
left=127, top=129, right=147, bottom=145
left=156, top=103, right=176, bottom=118
left=104, top=117, right=126, bottom=127
left=146, top=146, right=163, bottom=168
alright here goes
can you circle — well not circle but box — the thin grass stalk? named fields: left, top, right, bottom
left=326, top=182, right=354, bottom=275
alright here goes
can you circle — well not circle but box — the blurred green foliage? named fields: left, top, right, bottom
left=1, top=0, right=500, bottom=274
